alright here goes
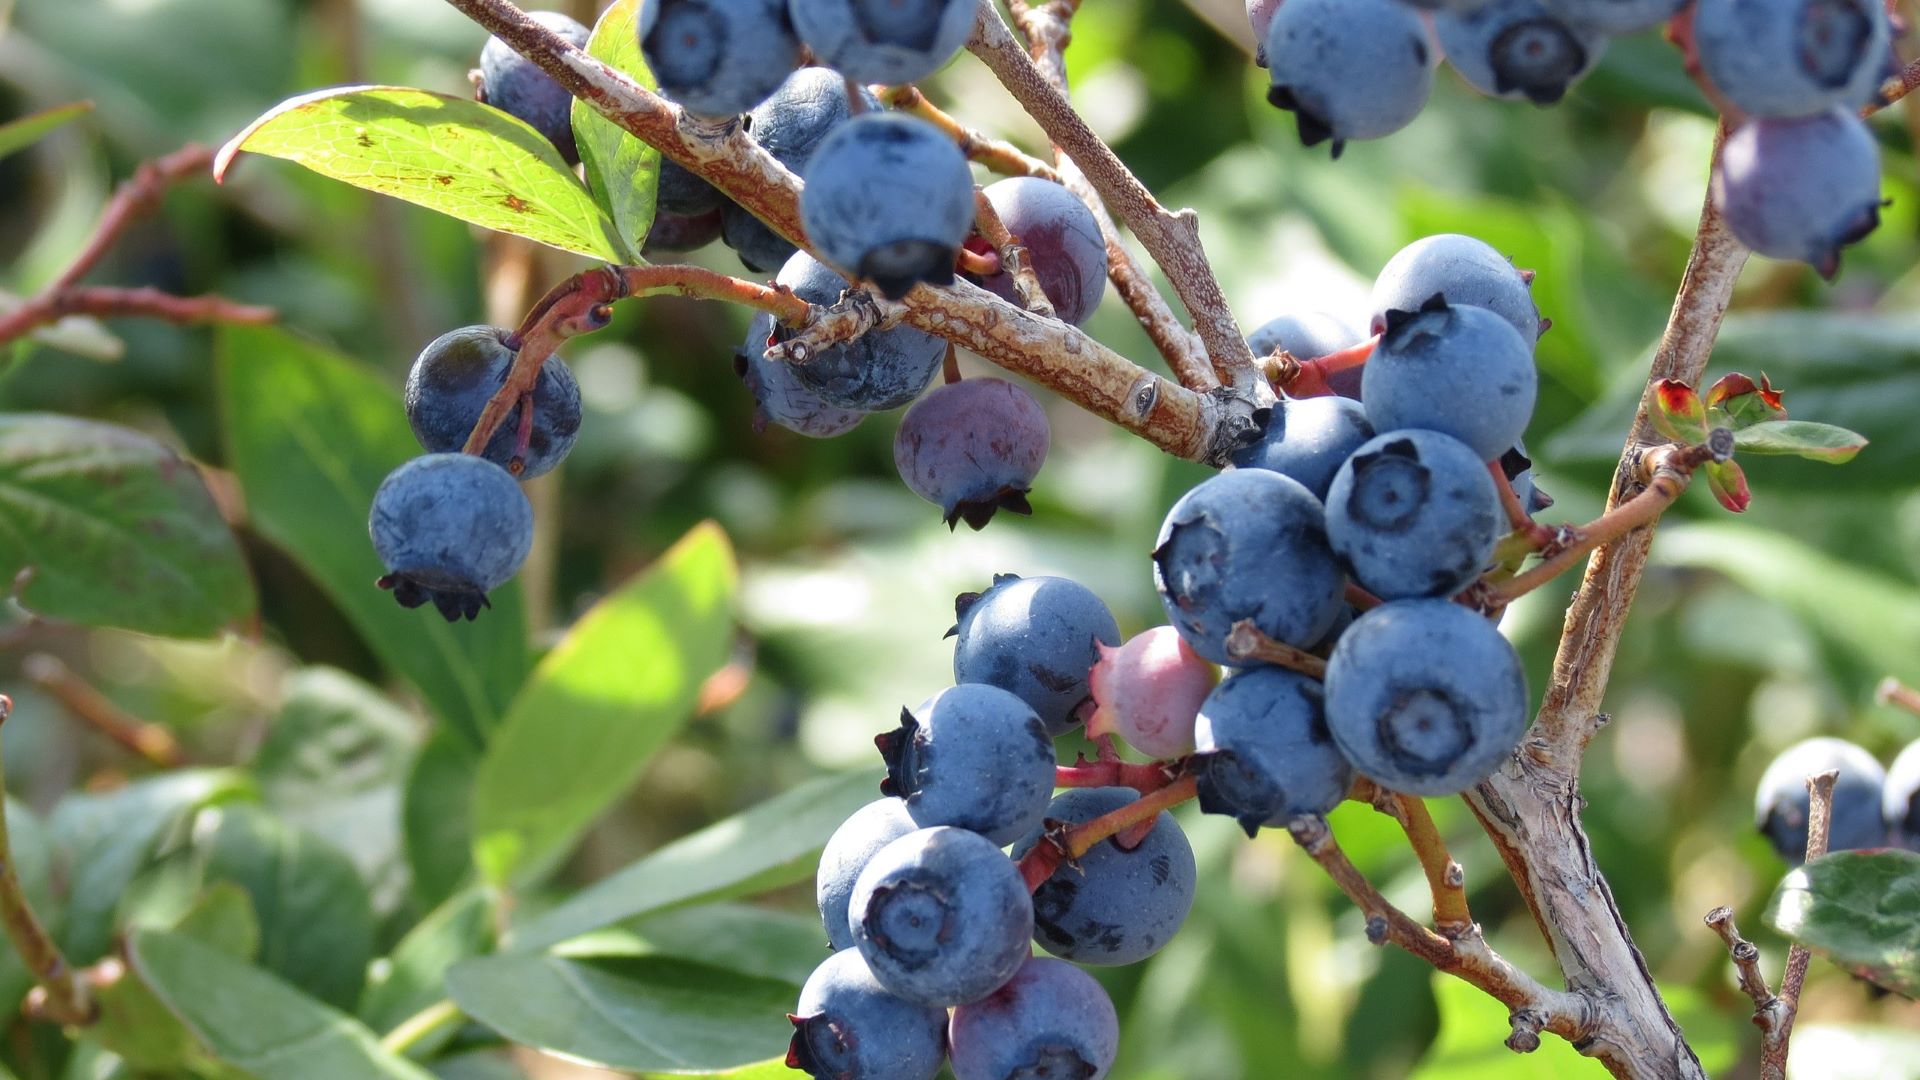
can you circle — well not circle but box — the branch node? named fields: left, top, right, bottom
left=1506, top=1009, right=1547, bottom=1054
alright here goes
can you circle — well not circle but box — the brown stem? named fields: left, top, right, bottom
left=0, top=287, right=275, bottom=347
left=22, top=655, right=186, bottom=769
left=954, top=246, right=1001, bottom=277
left=0, top=697, right=95, bottom=1027
left=969, top=5, right=1260, bottom=397
left=1489, top=461, right=1555, bottom=549
left=50, top=145, right=215, bottom=293
left=1223, top=620, right=1327, bottom=679
left=1764, top=771, right=1836, bottom=1078
left=1018, top=774, right=1197, bottom=890
left=876, top=84, right=1059, bottom=179
left=1388, top=792, right=1473, bottom=938
left=1875, top=677, right=1920, bottom=719
left=1703, top=907, right=1775, bottom=1016
left=971, top=187, right=1056, bottom=318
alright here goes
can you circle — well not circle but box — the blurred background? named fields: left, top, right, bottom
left=1, top=0, right=1918, bottom=1075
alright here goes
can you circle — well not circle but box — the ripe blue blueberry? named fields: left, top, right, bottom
left=789, top=0, right=976, bottom=84
left=971, top=177, right=1108, bottom=326
left=478, top=11, right=591, bottom=164
left=1010, top=787, right=1197, bottom=966
left=1154, top=469, right=1347, bottom=666
left=1193, top=667, right=1352, bottom=834
left=1886, top=739, right=1920, bottom=853
left=1369, top=233, right=1543, bottom=348
left=950, top=574, right=1120, bottom=734
left=1362, top=295, right=1538, bottom=463
left=771, top=252, right=947, bottom=410
left=1539, top=0, right=1685, bottom=33
left=369, top=453, right=533, bottom=622
left=948, top=956, right=1120, bottom=1080
left=657, top=159, right=725, bottom=217
left=1326, top=429, right=1502, bottom=600
left=849, top=826, right=1035, bottom=1006
left=643, top=206, right=724, bottom=255
left=1230, top=395, right=1375, bottom=500
left=894, top=378, right=1051, bottom=530
left=801, top=113, right=977, bottom=300
left=1712, top=109, right=1883, bottom=279
left=1324, top=600, right=1528, bottom=796
left=735, top=313, right=867, bottom=438
left=722, top=68, right=876, bottom=272
left=787, top=949, right=947, bottom=1080
left=1437, top=0, right=1606, bottom=105
left=1754, top=737, right=1888, bottom=863
left=875, top=684, right=1057, bottom=846
left=817, top=798, right=918, bottom=951
left=638, top=0, right=801, bottom=117
left=1694, top=0, right=1890, bottom=118
left=1264, top=0, right=1436, bottom=156
left=403, top=325, right=582, bottom=480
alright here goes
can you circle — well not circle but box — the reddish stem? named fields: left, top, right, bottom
left=1055, top=754, right=1181, bottom=793
left=1019, top=774, right=1199, bottom=890
left=1265, top=336, right=1376, bottom=398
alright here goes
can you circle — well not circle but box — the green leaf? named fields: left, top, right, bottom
left=172, top=882, right=262, bottom=961
left=1766, top=849, right=1920, bottom=998
left=403, top=730, right=479, bottom=908
left=197, top=804, right=377, bottom=1011
left=93, top=883, right=261, bottom=1071
left=472, top=523, right=737, bottom=887
left=573, top=0, right=659, bottom=261
left=446, top=953, right=795, bottom=1074
left=1703, top=372, right=1787, bottom=427
left=1731, top=420, right=1868, bottom=464
left=129, top=929, right=438, bottom=1080
left=217, top=86, right=622, bottom=260
left=50, top=770, right=248, bottom=964
left=217, top=325, right=529, bottom=745
left=641, top=1061, right=792, bottom=1080
left=510, top=768, right=882, bottom=953
left=0, top=100, right=92, bottom=161
left=358, top=889, right=494, bottom=1045
left=0, top=414, right=255, bottom=638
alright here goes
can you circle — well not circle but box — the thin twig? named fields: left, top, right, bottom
left=972, top=187, right=1056, bottom=318
left=1703, top=907, right=1774, bottom=1016
left=1388, top=793, right=1474, bottom=938
left=1262, top=336, right=1376, bottom=398
left=0, top=697, right=94, bottom=1027
left=22, top=655, right=186, bottom=769
left=1766, top=770, right=1836, bottom=1078
left=1876, top=677, right=1920, bottom=718
left=1017, top=774, right=1198, bottom=890
left=1223, top=620, right=1327, bottom=679
left=875, top=84, right=1058, bottom=179
left=1054, top=754, right=1183, bottom=793
left=50, top=145, right=214, bottom=294
left=0, top=287, right=274, bottom=347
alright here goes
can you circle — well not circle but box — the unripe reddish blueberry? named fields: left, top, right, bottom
left=1086, top=625, right=1218, bottom=759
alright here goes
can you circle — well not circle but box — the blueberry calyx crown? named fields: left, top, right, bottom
left=945, top=485, right=1035, bottom=532
left=875, top=708, right=923, bottom=799
left=1266, top=85, right=1345, bottom=160
left=377, top=573, right=492, bottom=623
left=1191, top=749, right=1274, bottom=838
left=784, top=1011, right=845, bottom=1077
left=1379, top=292, right=1452, bottom=341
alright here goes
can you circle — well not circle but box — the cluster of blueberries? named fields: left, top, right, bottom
left=791, top=233, right=1561, bottom=1078
left=1754, top=735, right=1920, bottom=864
left=1254, top=0, right=1893, bottom=276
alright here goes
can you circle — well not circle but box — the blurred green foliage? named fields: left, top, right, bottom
left=2, top=0, right=1919, bottom=1076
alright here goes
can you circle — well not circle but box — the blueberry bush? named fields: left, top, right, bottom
left=0, top=0, right=1918, bottom=1076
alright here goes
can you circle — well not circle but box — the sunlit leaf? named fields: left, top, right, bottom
left=1732, top=420, right=1867, bottom=464
left=572, top=0, right=658, bottom=261
left=0, top=100, right=92, bottom=161
left=1766, top=849, right=1920, bottom=999
left=1651, top=378, right=1707, bottom=443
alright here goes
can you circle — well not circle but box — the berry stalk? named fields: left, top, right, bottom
left=971, top=187, right=1057, bottom=319
left=1261, top=335, right=1376, bottom=398
left=0, top=698, right=94, bottom=1027
left=1017, top=774, right=1198, bottom=890
left=875, top=84, right=1059, bottom=180
left=1223, top=620, right=1327, bottom=679
left=1053, top=754, right=1184, bottom=794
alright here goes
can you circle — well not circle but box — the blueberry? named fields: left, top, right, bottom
left=1694, top=0, right=1890, bottom=118
left=642, top=206, right=724, bottom=256
left=1193, top=666, right=1353, bottom=833
left=1362, top=295, right=1537, bottom=463
left=478, top=11, right=591, bottom=164
left=1324, top=600, right=1528, bottom=796
left=1246, top=0, right=1284, bottom=66
left=948, top=956, right=1119, bottom=1080
left=951, top=573, right=1122, bottom=735
left=638, top=0, right=801, bottom=117
left=1011, top=787, right=1197, bottom=966
left=1230, top=396, right=1375, bottom=500
left=1754, top=736, right=1888, bottom=863
left=972, top=178, right=1108, bottom=326
left=403, top=326, right=582, bottom=480
left=789, top=0, right=977, bottom=84
left=770, top=252, right=948, bottom=411
left=657, top=159, right=726, bottom=217
left=848, top=826, right=1035, bottom=1007
left=894, top=378, right=1051, bottom=529
left=817, top=798, right=919, bottom=951
left=1153, top=468, right=1347, bottom=666
left=722, top=68, right=878, bottom=272
left=1264, top=0, right=1436, bottom=156
left=369, top=454, right=533, bottom=622
left=1369, top=233, right=1543, bottom=348
left=734, top=313, right=867, bottom=438
left=1711, top=109, right=1882, bottom=279
left=800, top=113, right=976, bottom=300
left=875, top=684, right=1057, bottom=846
left=1886, top=739, right=1920, bottom=852
left=1086, top=625, right=1218, bottom=760
left=1326, top=429, right=1502, bottom=600
left=1245, top=310, right=1364, bottom=362
left=787, top=949, right=947, bottom=1080
left=1539, top=0, right=1686, bottom=33
left=1437, top=0, right=1606, bottom=105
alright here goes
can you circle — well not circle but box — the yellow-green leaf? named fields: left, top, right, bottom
left=0, top=100, right=91, bottom=161
left=217, top=85, right=622, bottom=260
left=472, top=523, right=737, bottom=886
left=573, top=0, right=659, bottom=261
